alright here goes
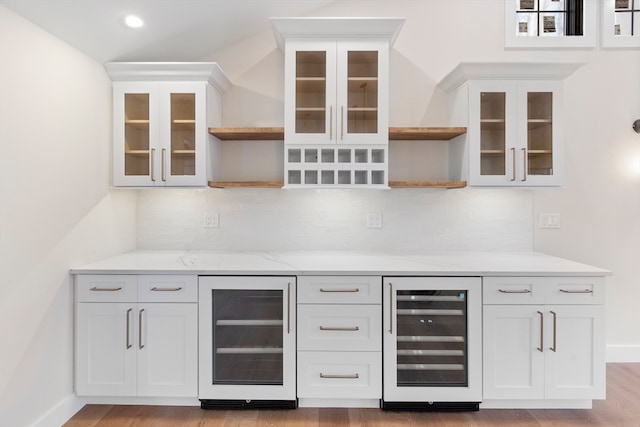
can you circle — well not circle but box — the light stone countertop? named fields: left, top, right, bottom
left=70, top=250, right=611, bottom=277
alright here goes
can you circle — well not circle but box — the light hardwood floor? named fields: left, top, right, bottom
left=65, top=363, right=640, bottom=427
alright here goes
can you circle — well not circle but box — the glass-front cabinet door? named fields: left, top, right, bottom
left=198, top=276, right=296, bottom=404
left=518, top=80, right=562, bottom=186
left=337, top=41, right=388, bottom=145
left=469, top=80, right=561, bottom=186
left=286, top=41, right=337, bottom=144
left=113, top=82, right=206, bottom=187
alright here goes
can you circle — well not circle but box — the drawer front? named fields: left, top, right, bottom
left=297, top=351, right=382, bottom=399
left=544, top=276, right=605, bottom=305
left=298, top=276, right=381, bottom=304
left=138, top=275, right=197, bottom=302
left=483, top=277, right=544, bottom=305
left=76, top=275, right=137, bottom=302
left=298, top=304, right=381, bottom=351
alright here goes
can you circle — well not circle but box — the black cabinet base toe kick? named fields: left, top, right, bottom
left=200, top=399, right=298, bottom=410
left=381, top=401, right=480, bottom=412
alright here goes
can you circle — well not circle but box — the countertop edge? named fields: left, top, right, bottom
left=68, top=250, right=612, bottom=277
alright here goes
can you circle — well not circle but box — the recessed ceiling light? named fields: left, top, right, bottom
left=124, top=15, right=144, bottom=28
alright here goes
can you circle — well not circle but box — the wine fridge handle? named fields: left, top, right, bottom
left=287, top=282, right=291, bottom=334
left=389, top=282, right=393, bottom=334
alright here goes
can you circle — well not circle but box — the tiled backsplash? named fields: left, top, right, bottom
left=136, top=188, right=533, bottom=252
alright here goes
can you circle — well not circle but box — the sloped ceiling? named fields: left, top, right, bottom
left=0, top=0, right=336, bottom=63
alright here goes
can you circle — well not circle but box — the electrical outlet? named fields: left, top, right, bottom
left=366, top=213, right=383, bottom=229
left=538, top=213, right=560, bottom=229
left=203, top=212, right=219, bottom=228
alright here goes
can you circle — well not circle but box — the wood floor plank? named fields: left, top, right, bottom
left=63, top=364, right=640, bottom=427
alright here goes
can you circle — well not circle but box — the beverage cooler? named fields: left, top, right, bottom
left=382, top=277, right=482, bottom=410
left=198, top=276, right=296, bottom=409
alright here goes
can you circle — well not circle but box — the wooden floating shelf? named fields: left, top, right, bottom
left=388, top=127, right=466, bottom=140
left=208, top=181, right=284, bottom=188
left=208, top=126, right=467, bottom=141
left=389, top=181, right=467, bottom=189
left=208, top=180, right=466, bottom=189
left=209, top=127, right=284, bottom=140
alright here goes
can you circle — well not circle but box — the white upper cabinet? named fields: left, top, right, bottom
left=272, top=18, right=404, bottom=188
left=440, top=62, right=584, bottom=187
left=105, top=63, right=230, bottom=187
left=284, top=39, right=389, bottom=145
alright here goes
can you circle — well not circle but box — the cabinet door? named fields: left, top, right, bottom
left=483, top=305, right=545, bottom=399
left=113, top=82, right=160, bottom=187
left=468, top=81, right=517, bottom=186
left=285, top=40, right=337, bottom=144
left=137, top=303, right=198, bottom=397
left=76, top=303, right=137, bottom=396
left=516, top=80, right=563, bottom=186
left=336, top=40, right=388, bottom=145
left=158, top=82, right=207, bottom=186
left=544, top=305, right=606, bottom=399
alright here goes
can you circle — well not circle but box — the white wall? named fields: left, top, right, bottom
left=0, top=6, right=136, bottom=427
left=136, top=188, right=532, bottom=251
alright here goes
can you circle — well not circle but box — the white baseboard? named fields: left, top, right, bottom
left=607, top=344, right=640, bottom=362
left=30, top=395, right=85, bottom=427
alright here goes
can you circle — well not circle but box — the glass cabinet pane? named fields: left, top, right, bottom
left=212, top=289, right=284, bottom=385
left=124, top=93, right=150, bottom=176
left=527, top=92, right=553, bottom=176
left=170, top=93, right=196, bottom=176
left=396, top=290, right=468, bottom=387
left=480, top=92, right=506, bottom=176
left=296, top=51, right=327, bottom=134
left=347, top=51, right=378, bottom=134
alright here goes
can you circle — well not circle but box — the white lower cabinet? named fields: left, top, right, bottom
left=297, top=276, right=382, bottom=407
left=482, top=277, right=606, bottom=405
left=75, top=274, right=198, bottom=397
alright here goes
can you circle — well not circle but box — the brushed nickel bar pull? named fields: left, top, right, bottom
left=537, top=311, right=544, bottom=352
left=320, top=326, right=360, bottom=331
left=138, top=309, right=145, bottom=349
left=150, top=287, right=183, bottom=292
left=510, top=147, right=516, bottom=181
left=320, top=373, right=359, bottom=379
left=126, top=308, right=132, bottom=349
left=320, top=288, right=360, bottom=293
left=559, top=289, right=593, bottom=294
left=521, top=148, right=527, bottom=182
left=161, top=148, right=167, bottom=182
left=90, top=287, right=122, bottom=292
left=550, top=310, right=557, bottom=352
left=389, top=282, right=393, bottom=334
left=150, top=148, right=156, bottom=182
left=287, top=282, right=291, bottom=334
left=329, top=105, right=333, bottom=140
left=340, top=105, right=344, bottom=140
left=498, top=289, right=531, bottom=294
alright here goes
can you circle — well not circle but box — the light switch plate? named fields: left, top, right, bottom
left=366, top=213, right=383, bottom=229
left=203, top=212, right=219, bottom=228
left=539, top=213, right=560, bottom=229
